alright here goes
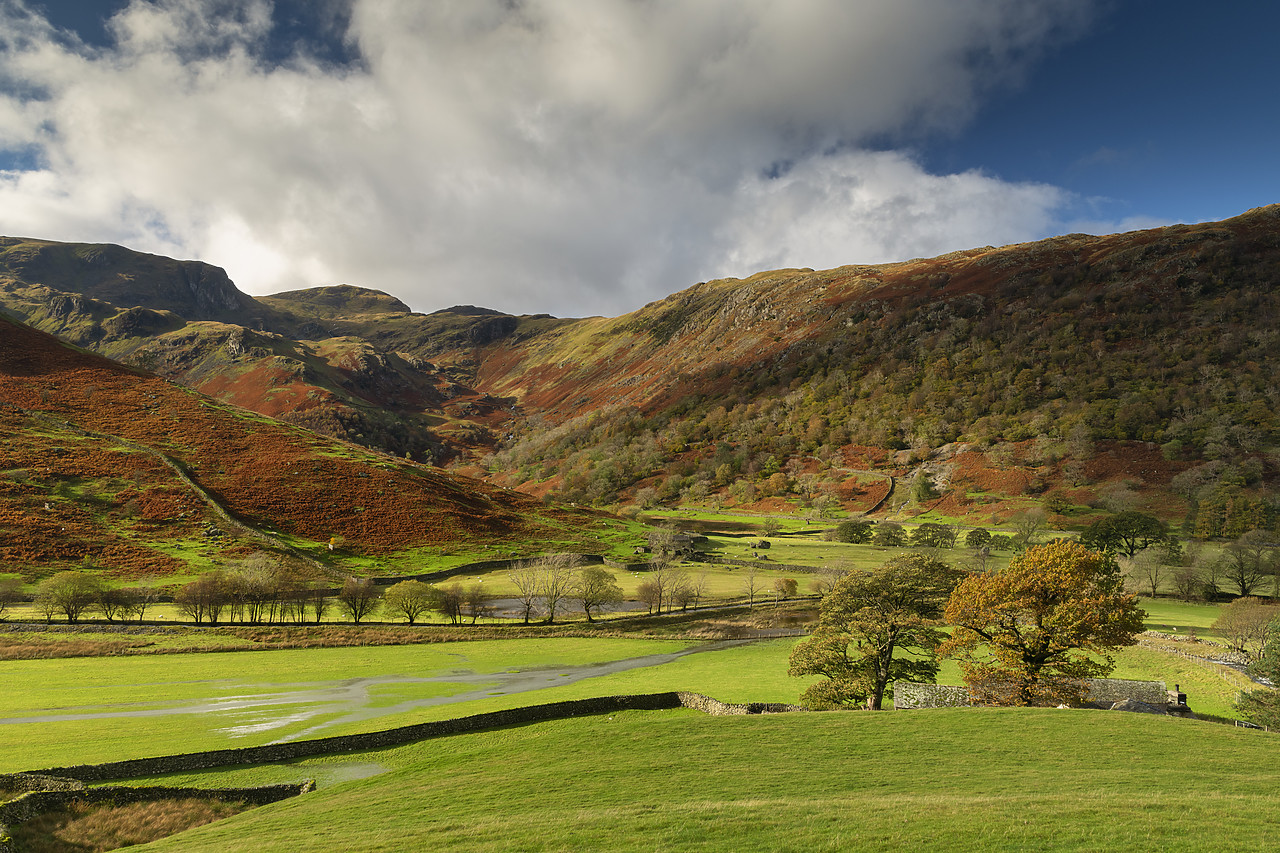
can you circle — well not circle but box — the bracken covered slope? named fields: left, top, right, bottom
left=0, top=314, right=616, bottom=579
left=3, top=205, right=1278, bottom=527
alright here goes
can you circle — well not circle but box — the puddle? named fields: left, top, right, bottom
left=0, top=642, right=749, bottom=742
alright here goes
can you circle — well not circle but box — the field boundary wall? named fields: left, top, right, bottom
left=30, top=692, right=804, bottom=783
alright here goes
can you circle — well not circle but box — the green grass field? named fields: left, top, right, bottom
left=119, top=708, right=1280, bottom=852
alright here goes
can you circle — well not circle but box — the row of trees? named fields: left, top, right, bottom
left=789, top=540, right=1145, bottom=710
left=27, top=571, right=159, bottom=625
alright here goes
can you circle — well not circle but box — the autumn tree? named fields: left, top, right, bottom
left=773, top=577, right=798, bottom=602
left=337, top=577, right=379, bottom=624
left=788, top=554, right=964, bottom=710
left=575, top=567, right=623, bottom=622
left=383, top=580, right=438, bottom=624
left=941, top=540, right=1145, bottom=706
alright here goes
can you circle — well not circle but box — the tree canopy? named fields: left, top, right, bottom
left=941, top=540, right=1145, bottom=706
left=1079, top=511, right=1168, bottom=558
left=789, top=554, right=964, bottom=711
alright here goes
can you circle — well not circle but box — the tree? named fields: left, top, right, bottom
left=35, top=571, right=102, bottom=624
left=383, top=580, right=438, bottom=624
left=1125, top=549, right=1166, bottom=599
left=1233, top=688, right=1280, bottom=729
left=773, top=577, right=798, bottom=602
left=964, top=528, right=992, bottom=551
left=575, top=567, right=623, bottom=622
left=337, top=577, right=379, bottom=624
left=175, top=572, right=229, bottom=625
left=741, top=565, right=762, bottom=609
left=831, top=519, right=874, bottom=544
left=438, top=584, right=464, bottom=624
left=872, top=522, right=906, bottom=548
left=1218, top=530, right=1280, bottom=598
left=538, top=554, right=581, bottom=623
left=0, top=577, right=23, bottom=620
left=509, top=562, right=542, bottom=624
left=96, top=586, right=128, bottom=623
left=1079, top=511, right=1168, bottom=558
left=1213, top=596, right=1278, bottom=659
left=811, top=562, right=851, bottom=596
left=1010, top=508, right=1047, bottom=550
left=462, top=583, right=493, bottom=624
left=788, top=554, right=964, bottom=710
left=941, top=540, right=1145, bottom=706
left=909, top=522, right=956, bottom=549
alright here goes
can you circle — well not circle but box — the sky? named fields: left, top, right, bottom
left=0, top=1, right=1276, bottom=318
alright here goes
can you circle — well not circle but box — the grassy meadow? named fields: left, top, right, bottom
left=116, top=708, right=1280, bottom=852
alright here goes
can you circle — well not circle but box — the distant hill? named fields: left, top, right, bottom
left=0, top=314, right=618, bottom=580
left=3, top=205, right=1278, bottom=531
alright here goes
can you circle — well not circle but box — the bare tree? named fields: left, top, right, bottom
left=337, top=577, right=379, bottom=624
left=1011, top=508, right=1047, bottom=551
left=1126, top=550, right=1166, bottom=599
left=509, top=562, right=542, bottom=625
left=812, top=562, right=851, bottom=596
left=539, top=554, right=581, bottom=623
left=175, top=572, right=230, bottom=625
left=463, top=583, right=494, bottom=624
left=1213, top=597, right=1280, bottom=659
left=742, top=566, right=762, bottom=609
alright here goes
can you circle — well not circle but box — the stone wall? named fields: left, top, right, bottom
left=30, top=692, right=803, bottom=783
left=0, top=782, right=311, bottom=853
left=893, top=678, right=1169, bottom=710
left=893, top=682, right=972, bottom=709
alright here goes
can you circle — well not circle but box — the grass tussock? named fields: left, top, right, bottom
left=0, top=636, right=156, bottom=660
left=9, top=797, right=248, bottom=853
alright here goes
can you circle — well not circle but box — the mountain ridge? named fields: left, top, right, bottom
left=3, top=203, right=1278, bottom=529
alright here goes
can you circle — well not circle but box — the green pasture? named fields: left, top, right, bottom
left=122, top=708, right=1280, bottom=852
left=1, top=637, right=817, bottom=773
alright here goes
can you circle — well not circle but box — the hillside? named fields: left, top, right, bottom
left=0, top=314, right=622, bottom=581
left=3, top=205, right=1278, bottom=530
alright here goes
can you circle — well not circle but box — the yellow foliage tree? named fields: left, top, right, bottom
left=941, top=540, right=1145, bottom=706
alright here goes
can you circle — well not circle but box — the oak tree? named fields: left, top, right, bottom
left=941, top=540, right=1145, bottom=706
left=788, top=554, right=964, bottom=711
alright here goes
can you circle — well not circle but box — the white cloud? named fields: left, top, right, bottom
left=0, top=0, right=1113, bottom=316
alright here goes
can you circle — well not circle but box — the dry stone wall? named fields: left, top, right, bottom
left=31, top=692, right=804, bottom=783
left=0, top=782, right=311, bottom=853
left=893, top=678, right=1169, bottom=710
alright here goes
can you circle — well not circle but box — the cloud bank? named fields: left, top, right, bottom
left=0, top=0, right=1104, bottom=316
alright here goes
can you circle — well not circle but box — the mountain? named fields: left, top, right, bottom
left=3, top=205, right=1278, bottom=532
left=0, top=313, right=620, bottom=580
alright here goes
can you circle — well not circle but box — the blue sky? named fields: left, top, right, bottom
left=0, top=1, right=1275, bottom=316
